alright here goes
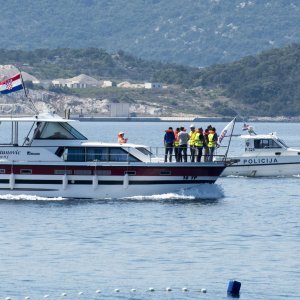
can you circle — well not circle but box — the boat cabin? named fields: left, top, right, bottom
left=242, top=133, right=288, bottom=153
left=0, top=113, right=155, bottom=163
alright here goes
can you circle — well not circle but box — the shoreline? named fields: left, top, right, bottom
left=71, top=116, right=300, bottom=123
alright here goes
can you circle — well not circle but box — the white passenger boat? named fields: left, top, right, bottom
left=222, top=132, right=300, bottom=177
left=0, top=112, right=228, bottom=199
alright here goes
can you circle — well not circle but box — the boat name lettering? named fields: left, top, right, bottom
left=27, top=151, right=40, bottom=155
left=0, top=150, right=20, bottom=155
left=243, top=158, right=278, bottom=164
left=183, top=176, right=198, bottom=180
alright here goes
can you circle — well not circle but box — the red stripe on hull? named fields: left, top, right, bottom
left=0, top=164, right=225, bottom=177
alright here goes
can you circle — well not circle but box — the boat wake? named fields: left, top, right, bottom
left=0, top=194, right=66, bottom=201
left=123, top=184, right=224, bottom=201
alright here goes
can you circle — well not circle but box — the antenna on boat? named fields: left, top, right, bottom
left=19, top=70, right=39, bottom=115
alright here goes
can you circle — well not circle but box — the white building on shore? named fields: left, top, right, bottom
left=52, top=74, right=100, bottom=89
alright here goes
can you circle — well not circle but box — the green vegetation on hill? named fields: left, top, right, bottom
left=197, top=43, right=300, bottom=117
left=1, top=44, right=299, bottom=117
left=1, top=0, right=299, bottom=66
left=0, top=48, right=199, bottom=85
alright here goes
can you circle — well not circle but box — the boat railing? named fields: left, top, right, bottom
left=145, top=146, right=227, bottom=163
left=0, top=145, right=228, bottom=164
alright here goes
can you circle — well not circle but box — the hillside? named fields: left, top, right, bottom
left=197, top=43, right=300, bottom=117
left=0, top=48, right=199, bottom=85
left=1, top=0, right=300, bottom=66
left=0, top=44, right=299, bottom=118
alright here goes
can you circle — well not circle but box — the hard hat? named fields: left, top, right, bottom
left=119, top=131, right=124, bottom=135
left=190, top=124, right=195, bottom=128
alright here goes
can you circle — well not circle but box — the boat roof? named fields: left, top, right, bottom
left=240, top=133, right=279, bottom=139
left=0, top=112, right=74, bottom=123
left=81, top=141, right=148, bottom=148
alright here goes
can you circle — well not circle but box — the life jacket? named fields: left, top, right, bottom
left=207, top=132, right=217, bottom=148
left=189, top=130, right=197, bottom=146
left=164, top=129, right=175, bottom=144
left=174, top=132, right=180, bottom=147
left=194, top=132, right=204, bottom=147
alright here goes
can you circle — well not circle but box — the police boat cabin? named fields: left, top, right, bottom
left=0, top=113, right=227, bottom=199
left=222, top=132, right=300, bottom=177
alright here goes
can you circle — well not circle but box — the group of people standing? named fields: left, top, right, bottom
left=164, top=124, right=218, bottom=163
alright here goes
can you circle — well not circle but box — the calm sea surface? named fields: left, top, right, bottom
left=0, top=121, right=300, bottom=299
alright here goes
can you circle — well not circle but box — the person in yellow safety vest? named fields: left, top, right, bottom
left=174, top=127, right=180, bottom=162
left=189, top=124, right=197, bottom=162
left=207, top=127, right=218, bottom=162
left=194, top=127, right=204, bottom=162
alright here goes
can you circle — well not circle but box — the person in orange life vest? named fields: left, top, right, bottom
left=194, top=127, right=205, bottom=162
left=164, top=127, right=175, bottom=162
left=189, top=124, right=197, bottom=162
left=118, top=132, right=128, bottom=144
left=207, top=127, right=218, bottom=162
left=174, top=127, right=180, bottom=162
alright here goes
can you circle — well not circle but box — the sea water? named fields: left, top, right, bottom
left=0, top=121, right=299, bottom=299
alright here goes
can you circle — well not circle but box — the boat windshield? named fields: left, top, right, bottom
left=277, top=138, right=289, bottom=148
left=136, top=147, right=153, bottom=156
left=254, top=139, right=282, bottom=149
left=36, top=122, right=87, bottom=140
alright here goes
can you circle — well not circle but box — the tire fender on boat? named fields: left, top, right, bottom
left=92, top=175, right=98, bottom=190
left=123, top=173, right=129, bottom=189
left=62, top=174, right=68, bottom=190
left=9, top=173, right=15, bottom=190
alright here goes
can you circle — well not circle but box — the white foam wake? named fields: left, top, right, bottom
left=0, top=194, right=66, bottom=201
left=123, top=184, right=224, bottom=201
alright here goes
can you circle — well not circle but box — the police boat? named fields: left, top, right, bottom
left=222, top=132, right=300, bottom=177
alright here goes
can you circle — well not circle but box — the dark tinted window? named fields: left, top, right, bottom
left=86, top=147, right=109, bottom=161
left=254, top=139, right=281, bottom=149
left=64, top=147, right=140, bottom=162
left=65, top=147, right=85, bottom=161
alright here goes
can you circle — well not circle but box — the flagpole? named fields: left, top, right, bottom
left=224, top=116, right=237, bottom=159
left=19, top=69, right=39, bottom=115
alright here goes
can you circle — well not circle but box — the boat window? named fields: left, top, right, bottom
left=64, top=147, right=140, bottom=162
left=136, top=147, right=152, bottom=156
left=277, top=139, right=288, bottom=148
left=20, top=169, right=32, bottom=175
left=54, top=170, right=72, bottom=175
left=95, top=170, right=111, bottom=175
left=74, top=170, right=92, bottom=175
left=254, top=139, right=281, bottom=149
left=124, top=171, right=136, bottom=175
left=37, top=122, right=87, bottom=140
left=64, top=147, right=85, bottom=162
left=86, top=147, right=109, bottom=162
left=110, top=148, right=139, bottom=162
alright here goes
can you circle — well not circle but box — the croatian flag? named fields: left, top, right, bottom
left=0, top=73, right=24, bottom=94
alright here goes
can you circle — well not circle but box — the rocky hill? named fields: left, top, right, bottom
left=1, top=0, right=300, bottom=66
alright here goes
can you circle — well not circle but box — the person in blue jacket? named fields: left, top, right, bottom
left=164, top=127, right=175, bottom=162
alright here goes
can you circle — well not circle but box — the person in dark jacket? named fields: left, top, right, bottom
left=164, top=127, right=175, bottom=162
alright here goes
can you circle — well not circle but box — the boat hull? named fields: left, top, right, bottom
left=222, top=156, right=300, bottom=177
left=0, top=163, right=225, bottom=199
